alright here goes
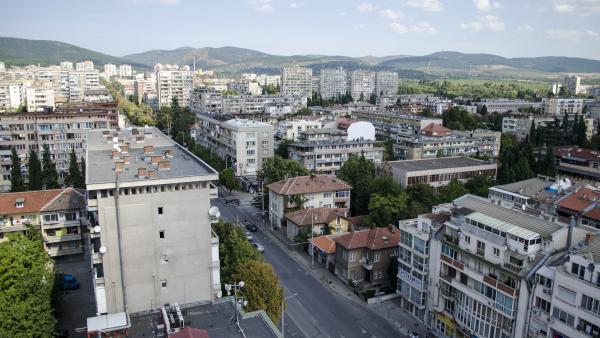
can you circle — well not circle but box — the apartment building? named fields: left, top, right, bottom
left=334, top=226, right=400, bottom=293
left=227, top=81, right=261, bottom=96
left=528, top=234, right=600, bottom=338
left=375, top=71, right=398, bottom=96
left=502, top=115, right=594, bottom=141
left=554, top=147, right=600, bottom=182
left=353, top=110, right=443, bottom=140
left=564, top=75, right=581, bottom=94
left=190, top=88, right=307, bottom=115
left=60, top=61, right=73, bottom=70
left=319, top=67, right=348, bottom=100
left=429, top=194, right=588, bottom=338
left=193, top=113, right=274, bottom=177
left=26, top=86, right=55, bottom=112
left=475, top=99, right=541, bottom=114
left=118, top=64, right=133, bottom=78
left=288, top=127, right=384, bottom=175
left=385, top=157, right=498, bottom=188
left=104, top=64, right=118, bottom=77
left=0, top=82, right=27, bottom=111
left=256, top=74, right=281, bottom=87
left=0, top=103, right=118, bottom=191
left=276, top=119, right=323, bottom=141
left=350, top=70, right=375, bottom=100
left=68, top=70, right=100, bottom=102
left=85, top=127, right=220, bottom=314
left=0, top=188, right=86, bottom=257
left=76, top=60, right=94, bottom=71
left=396, top=213, right=449, bottom=324
left=282, top=67, right=312, bottom=98
left=542, top=98, right=584, bottom=115
left=134, top=77, right=157, bottom=105
left=267, top=174, right=352, bottom=230
left=156, top=67, right=193, bottom=109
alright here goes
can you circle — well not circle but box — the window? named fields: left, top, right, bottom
left=441, top=244, right=455, bottom=259
left=348, top=252, right=356, bottom=262
left=247, top=149, right=255, bottom=156
left=581, top=294, right=600, bottom=316
left=373, top=252, right=381, bottom=262
left=414, top=237, right=427, bottom=254
left=159, top=230, right=165, bottom=239
left=552, top=307, right=575, bottom=326
left=401, top=231, right=413, bottom=248
left=464, top=235, right=471, bottom=244
left=493, top=247, right=500, bottom=256
left=158, top=207, right=163, bottom=215
left=537, top=274, right=552, bottom=288
left=342, top=249, right=348, bottom=259
left=535, top=297, right=551, bottom=313
left=476, top=241, right=485, bottom=255
left=161, top=280, right=167, bottom=288
left=374, top=270, right=383, bottom=280
left=65, top=212, right=77, bottom=221
left=324, top=192, right=332, bottom=198
left=571, top=262, right=585, bottom=279
left=43, top=214, right=59, bottom=222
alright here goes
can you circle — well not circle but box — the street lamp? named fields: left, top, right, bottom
left=224, top=281, right=246, bottom=330
left=281, top=293, right=298, bottom=337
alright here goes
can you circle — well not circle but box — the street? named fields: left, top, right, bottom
left=213, top=193, right=404, bottom=338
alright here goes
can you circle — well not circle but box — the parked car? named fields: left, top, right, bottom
left=245, top=231, right=254, bottom=241
left=409, top=332, right=419, bottom=338
left=246, top=223, right=258, bottom=232
left=61, top=274, right=79, bottom=290
left=225, top=198, right=240, bottom=205
left=53, top=329, right=69, bottom=337
left=252, top=243, right=265, bottom=253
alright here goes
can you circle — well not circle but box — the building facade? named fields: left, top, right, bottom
left=375, top=71, right=398, bottom=96
left=156, top=68, right=193, bottom=109
left=282, top=67, right=312, bottom=98
left=319, top=68, right=348, bottom=100
left=350, top=70, right=375, bottom=100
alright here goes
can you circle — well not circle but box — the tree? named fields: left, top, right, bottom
left=0, top=230, right=56, bottom=337
left=369, top=93, right=377, bottom=105
left=338, top=154, right=376, bottom=216
left=41, top=144, right=59, bottom=189
left=275, top=140, right=291, bottom=159
left=513, top=155, right=534, bottom=181
left=438, top=179, right=468, bottom=203
left=406, top=183, right=438, bottom=217
left=577, top=114, right=587, bottom=146
left=27, top=149, right=42, bottom=191
left=382, top=141, right=396, bottom=161
left=366, top=193, right=409, bottom=227
left=212, top=221, right=261, bottom=284
left=232, top=260, right=285, bottom=325
left=65, top=149, right=83, bottom=188
left=9, top=147, right=25, bottom=192
left=465, top=175, right=494, bottom=197
left=540, top=147, right=556, bottom=177
left=258, top=156, right=310, bottom=185
left=368, top=176, right=403, bottom=198
left=79, top=157, right=86, bottom=188
left=219, top=168, right=241, bottom=194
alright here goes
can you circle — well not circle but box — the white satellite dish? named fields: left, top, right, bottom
left=112, top=144, right=119, bottom=150
left=522, top=204, right=526, bottom=211
left=112, top=136, right=119, bottom=143
left=93, top=226, right=101, bottom=233
left=99, top=246, right=107, bottom=254
left=209, top=206, right=220, bottom=217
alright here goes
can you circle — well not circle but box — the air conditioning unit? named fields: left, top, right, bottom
left=532, top=308, right=541, bottom=317
left=543, top=287, right=552, bottom=295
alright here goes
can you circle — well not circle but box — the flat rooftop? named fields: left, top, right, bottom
left=491, top=177, right=555, bottom=197
left=86, top=127, right=218, bottom=185
left=388, top=156, right=495, bottom=172
left=129, top=300, right=279, bottom=338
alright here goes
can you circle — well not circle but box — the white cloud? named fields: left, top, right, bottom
left=357, top=3, right=378, bottom=12
left=545, top=29, right=600, bottom=41
left=405, top=0, right=444, bottom=12
left=249, top=0, right=273, bottom=12
left=289, top=2, right=303, bottom=9
left=389, top=22, right=437, bottom=34
left=473, top=0, right=502, bottom=12
left=379, top=9, right=404, bottom=19
left=553, top=0, right=600, bottom=14
left=460, top=15, right=505, bottom=31
left=517, top=24, right=534, bottom=32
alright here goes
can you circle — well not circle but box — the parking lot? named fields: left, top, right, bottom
left=54, top=240, right=96, bottom=338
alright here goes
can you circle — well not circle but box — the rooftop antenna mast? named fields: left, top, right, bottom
left=193, top=57, right=196, bottom=72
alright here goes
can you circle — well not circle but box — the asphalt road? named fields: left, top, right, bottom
left=213, top=195, right=403, bottom=338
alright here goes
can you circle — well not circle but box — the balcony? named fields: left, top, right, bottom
left=44, top=233, right=82, bottom=243
left=476, top=248, right=485, bottom=257
left=42, top=219, right=82, bottom=230
left=92, top=252, right=103, bottom=265
left=47, top=247, right=83, bottom=257
left=359, top=257, right=373, bottom=270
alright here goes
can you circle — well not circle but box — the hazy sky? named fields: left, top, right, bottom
left=2, top=0, right=599, bottom=59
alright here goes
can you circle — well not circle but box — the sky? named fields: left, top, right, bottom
left=1, top=0, right=600, bottom=59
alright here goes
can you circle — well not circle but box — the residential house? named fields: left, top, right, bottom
left=283, top=207, right=349, bottom=240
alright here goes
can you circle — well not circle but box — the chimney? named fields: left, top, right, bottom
left=151, top=155, right=163, bottom=164
left=143, top=145, right=154, bottom=154
left=148, top=170, right=156, bottom=178
left=158, top=160, right=171, bottom=170
left=132, top=128, right=139, bottom=135
left=111, top=150, right=119, bottom=159
left=586, top=232, right=595, bottom=245
left=137, top=167, right=147, bottom=178
left=136, top=136, right=145, bottom=143
left=114, top=161, right=124, bottom=172
left=164, top=149, right=174, bottom=157
left=123, top=155, right=131, bottom=164
left=121, top=144, right=129, bottom=153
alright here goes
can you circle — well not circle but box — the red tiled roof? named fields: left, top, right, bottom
left=309, top=235, right=338, bottom=254
left=0, top=189, right=66, bottom=215
left=267, top=175, right=352, bottom=196
left=554, top=147, right=600, bottom=162
left=334, top=227, right=400, bottom=250
left=583, top=207, right=600, bottom=221
left=285, top=208, right=348, bottom=226
left=422, top=123, right=451, bottom=135
left=557, top=187, right=600, bottom=213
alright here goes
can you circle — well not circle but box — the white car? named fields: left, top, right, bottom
left=253, top=243, right=265, bottom=253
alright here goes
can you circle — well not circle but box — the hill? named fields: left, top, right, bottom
left=0, top=37, right=147, bottom=68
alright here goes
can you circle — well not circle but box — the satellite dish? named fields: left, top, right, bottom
left=93, top=226, right=101, bottom=233
left=209, top=206, right=220, bottom=217
left=522, top=204, right=526, bottom=211
left=113, top=144, right=119, bottom=150
left=112, top=136, right=119, bottom=143
left=99, top=246, right=107, bottom=254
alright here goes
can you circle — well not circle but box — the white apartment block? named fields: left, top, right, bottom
left=75, top=60, right=94, bottom=71
left=190, top=89, right=306, bottom=115
left=156, top=69, right=193, bottom=108
left=276, top=119, right=323, bottom=141
left=228, top=81, right=261, bottom=96
left=542, top=98, right=584, bottom=115
left=60, top=61, right=73, bottom=70
left=118, top=64, right=133, bottom=78
left=68, top=70, right=100, bottom=103
left=375, top=71, right=398, bottom=96
left=104, top=64, right=118, bottom=77
left=319, top=68, right=348, bottom=100
left=256, top=74, right=281, bottom=87
left=476, top=99, right=542, bottom=114
left=193, top=113, right=274, bottom=176
left=85, top=127, right=220, bottom=314
left=282, top=67, right=312, bottom=98
left=350, top=70, right=375, bottom=100
left=502, top=115, right=594, bottom=141
left=26, top=87, right=55, bottom=112
left=528, top=235, right=600, bottom=338
left=564, top=75, right=581, bottom=94
left=0, top=82, right=27, bottom=111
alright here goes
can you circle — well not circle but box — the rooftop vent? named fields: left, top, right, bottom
left=123, top=155, right=131, bottom=164
left=111, top=150, right=120, bottom=159
left=121, top=144, right=129, bottom=153
left=115, top=161, right=124, bottom=172
left=158, top=160, right=171, bottom=171
left=132, top=128, right=139, bottom=135
left=151, top=155, right=163, bottom=164
left=144, top=145, right=154, bottom=154
left=136, top=136, right=145, bottom=143
left=148, top=170, right=156, bottom=178
left=164, top=149, right=173, bottom=157
left=138, top=167, right=147, bottom=178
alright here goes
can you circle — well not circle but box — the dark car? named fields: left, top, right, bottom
left=61, top=274, right=79, bottom=290
left=53, top=329, right=69, bottom=338
left=225, top=198, right=240, bottom=205
left=245, top=223, right=258, bottom=232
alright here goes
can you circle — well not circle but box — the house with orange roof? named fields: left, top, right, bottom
left=283, top=207, right=349, bottom=240
left=0, top=188, right=87, bottom=256
left=556, top=186, right=600, bottom=231
left=308, top=234, right=339, bottom=270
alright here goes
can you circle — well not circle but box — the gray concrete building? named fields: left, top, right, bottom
left=86, top=127, right=220, bottom=315
left=282, top=67, right=312, bottom=98
left=319, top=67, right=348, bottom=100
left=375, top=71, right=398, bottom=96
left=350, top=70, right=375, bottom=101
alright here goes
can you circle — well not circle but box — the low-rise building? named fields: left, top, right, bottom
left=353, top=110, right=443, bottom=140
left=385, top=156, right=497, bottom=188
left=503, top=115, right=594, bottom=141
left=475, top=99, right=541, bottom=114
left=0, top=188, right=86, bottom=257
left=284, top=207, right=349, bottom=240
left=266, top=175, right=351, bottom=230
left=276, top=119, right=323, bottom=141
left=542, top=98, right=584, bottom=115
left=554, top=147, right=600, bottom=182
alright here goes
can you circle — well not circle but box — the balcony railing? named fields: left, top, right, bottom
left=47, top=247, right=83, bottom=257
left=359, top=257, right=373, bottom=270
left=44, top=233, right=82, bottom=243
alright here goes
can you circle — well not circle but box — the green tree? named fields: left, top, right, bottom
left=465, top=175, right=494, bottom=197
left=366, top=193, right=409, bottom=227
left=513, top=155, right=534, bottom=181
left=338, top=154, right=375, bottom=216
left=65, top=149, right=83, bottom=188
left=41, top=144, right=59, bottom=189
left=27, top=149, right=42, bottom=191
left=0, top=230, right=56, bottom=337
left=275, top=140, right=291, bottom=159
left=438, top=179, right=468, bottom=203
left=232, top=260, right=285, bottom=325
left=9, top=147, right=25, bottom=192
left=79, top=156, right=86, bottom=188
left=368, top=176, right=403, bottom=198
left=258, top=156, right=310, bottom=185
left=212, top=221, right=261, bottom=284
left=406, top=183, right=438, bottom=217
left=577, top=114, right=587, bottom=146
left=540, top=147, right=556, bottom=177
left=219, top=168, right=241, bottom=194
left=382, top=140, right=396, bottom=161
left=369, top=93, right=377, bottom=105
